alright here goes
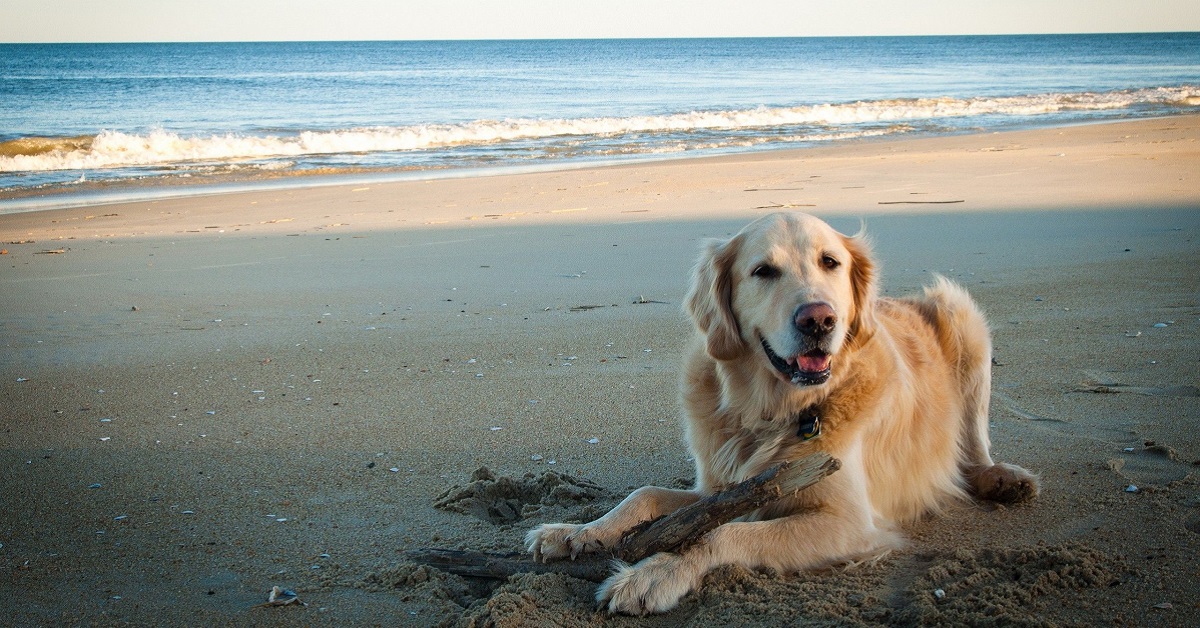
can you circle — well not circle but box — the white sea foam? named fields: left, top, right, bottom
left=1, top=86, right=1195, bottom=173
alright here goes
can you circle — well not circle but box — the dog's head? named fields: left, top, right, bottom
left=686, top=212, right=877, bottom=387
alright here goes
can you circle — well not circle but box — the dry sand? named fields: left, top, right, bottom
left=2, top=116, right=1198, bottom=626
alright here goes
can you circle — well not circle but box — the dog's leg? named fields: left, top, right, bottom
left=962, top=360, right=1039, bottom=502
left=946, top=288, right=1040, bottom=503
left=597, top=494, right=900, bottom=615
left=526, top=486, right=700, bottom=562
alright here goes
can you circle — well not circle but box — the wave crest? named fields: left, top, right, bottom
left=2, top=86, right=1195, bottom=173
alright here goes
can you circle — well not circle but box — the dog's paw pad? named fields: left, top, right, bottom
left=975, top=463, right=1039, bottom=503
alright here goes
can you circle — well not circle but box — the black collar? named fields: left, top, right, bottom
left=795, top=406, right=822, bottom=441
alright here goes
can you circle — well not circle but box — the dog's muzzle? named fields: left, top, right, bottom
left=761, top=337, right=831, bottom=385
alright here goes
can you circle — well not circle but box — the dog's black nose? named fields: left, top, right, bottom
left=794, top=302, right=837, bottom=338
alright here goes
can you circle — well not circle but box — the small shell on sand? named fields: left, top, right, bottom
left=256, top=586, right=305, bottom=608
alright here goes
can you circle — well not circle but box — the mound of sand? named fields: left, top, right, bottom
left=434, top=467, right=610, bottom=524
left=372, top=539, right=1124, bottom=626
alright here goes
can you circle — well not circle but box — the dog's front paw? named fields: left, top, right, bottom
left=974, top=462, right=1040, bottom=503
left=597, top=553, right=695, bottom=615
left=525, top=523, right=611, bottom=562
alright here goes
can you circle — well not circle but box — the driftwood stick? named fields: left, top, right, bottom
left=403, top=548, right=614, bottom=582
left=614, top=451, right=839, bottom=559
left=406, top=451, right=839, bottom=582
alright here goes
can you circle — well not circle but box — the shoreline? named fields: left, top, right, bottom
left=2, top=113, right=1194, bottom=216
left=1, top=112, right=1197, bottom=626
left=3, top=114, right=1197, bottom=245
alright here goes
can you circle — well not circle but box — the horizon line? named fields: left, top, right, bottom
left=3, top=29, right=1196, bottom=46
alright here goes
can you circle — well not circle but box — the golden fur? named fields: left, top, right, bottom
left=527, top=212, right=1038, bottom=615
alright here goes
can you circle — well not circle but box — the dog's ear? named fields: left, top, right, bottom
left=686, top=235, right=746, bottom=361
left=842, top=230, right=878, bottom=350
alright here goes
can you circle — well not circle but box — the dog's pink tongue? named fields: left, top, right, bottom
left=796, top=353, right=831, bottom=372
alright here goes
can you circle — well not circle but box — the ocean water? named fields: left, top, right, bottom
left=2, top=33, right=1199, bottom=202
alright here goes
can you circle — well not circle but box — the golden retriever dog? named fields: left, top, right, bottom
left=527, top=212, right=1038, bottom=615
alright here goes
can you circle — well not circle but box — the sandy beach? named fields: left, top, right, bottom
left=2, top=116, right=1198, bottom=626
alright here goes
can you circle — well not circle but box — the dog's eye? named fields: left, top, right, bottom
left=820, top=255, right=841, bottom=270
left=751, top=264, right=781, bottom=279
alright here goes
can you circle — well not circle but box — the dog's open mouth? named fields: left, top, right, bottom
left=761, top=337, right=832, bottom=385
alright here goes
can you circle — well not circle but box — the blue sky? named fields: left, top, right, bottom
left=2, top=0, right=1198, bottom=43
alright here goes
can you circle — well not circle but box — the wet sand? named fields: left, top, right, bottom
left=2, top=116, right=1198, bottom=626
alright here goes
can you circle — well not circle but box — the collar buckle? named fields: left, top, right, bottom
left=796, top=408, right=822, bottom=441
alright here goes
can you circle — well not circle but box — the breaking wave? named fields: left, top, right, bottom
left=2, top=86, right=1196, bottom=173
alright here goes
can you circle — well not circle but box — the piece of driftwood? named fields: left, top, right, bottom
left=402, top=548, right=615, bottom=582
left=406, top=451, right=840, bottom=582
left=1071, top=383, right=1200, bottom=397
left=877, top=199, right=965, bottom=205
